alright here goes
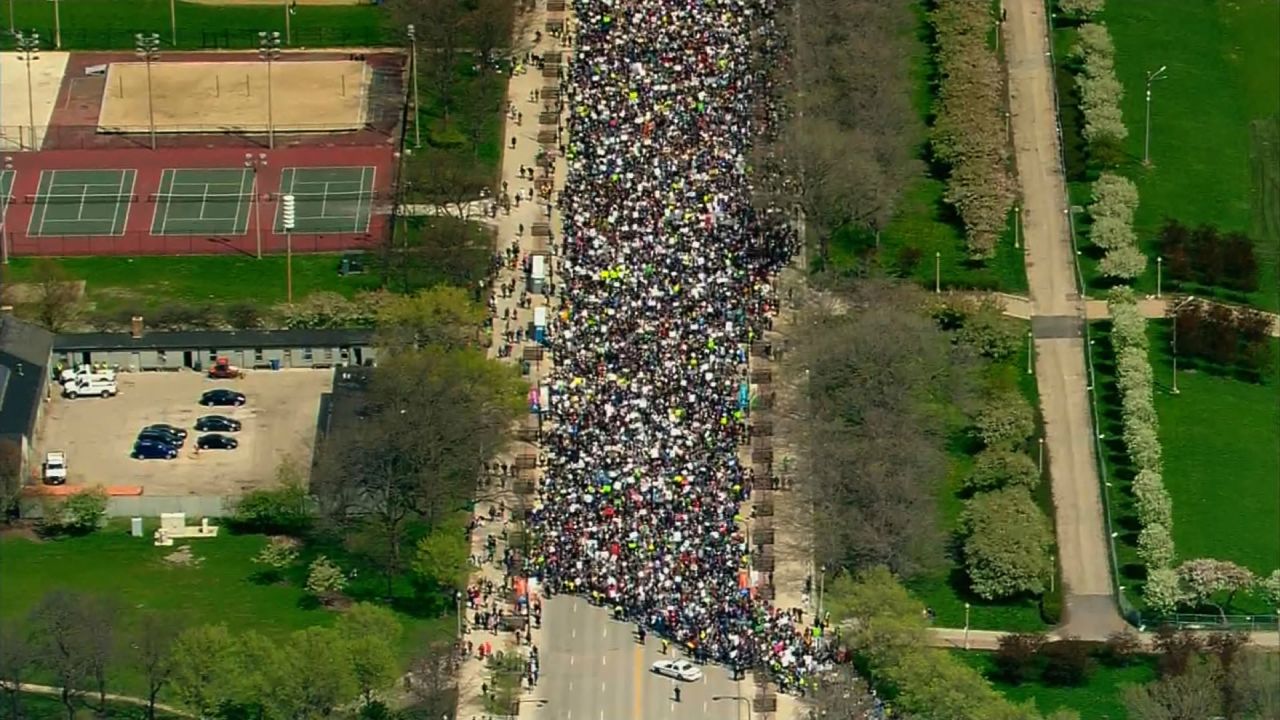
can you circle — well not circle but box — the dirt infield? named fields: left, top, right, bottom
left=98, top=60, right=369, bottom=133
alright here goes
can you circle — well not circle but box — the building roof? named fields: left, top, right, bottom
left=0, top=315, right=54, bottom=439
left=53, top=327, right=376, bottom=352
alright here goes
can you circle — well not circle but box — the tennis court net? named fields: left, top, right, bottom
left=148, top=192, right=254, bottom=203
left=25, top=193, right=138, bottom=204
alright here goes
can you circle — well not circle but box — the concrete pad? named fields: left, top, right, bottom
left=0, top=51, right=70, bottom=151
left=97, top=60, right=369, bottom=133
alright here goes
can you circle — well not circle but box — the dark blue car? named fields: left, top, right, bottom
left=132, top=439, right=178, bottom=460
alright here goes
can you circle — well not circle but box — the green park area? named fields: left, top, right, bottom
left=0, top=518, right=453, bottom=698
left=908, top=320, right=1055, bottom=632
left=2, top=0, right=391, bottom=50
left=1090, top=320, right=1279, bottom=618
left=1058, top=0, right=1280, bottom=310
left=959, top=649, right=1157, bottom=719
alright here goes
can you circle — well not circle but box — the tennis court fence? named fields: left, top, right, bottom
left=18, top=190, right=395, bottom=205
left=5, top=229, right=383, bottom=257
left=0, top=120, right=400, bottom=152
left=0, top=26, right=399, bottom=52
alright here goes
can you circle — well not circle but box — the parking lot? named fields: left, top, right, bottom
left=36, top=369, right=332, bottom=496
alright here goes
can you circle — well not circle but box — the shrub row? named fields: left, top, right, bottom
left=1106, top=289, right=1177, bottom=588
left=1071, top=23, right=1128, bottom=154
left=930, top=0, right=1015, bottom=260
left=1090, top=172, right=1147, bottom=279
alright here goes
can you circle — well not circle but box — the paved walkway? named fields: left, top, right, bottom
left=987, top=292, right=1280, bottom=336
left=1004, top=0, right=1126, bottom=640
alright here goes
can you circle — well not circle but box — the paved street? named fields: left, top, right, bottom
left=526, top=597, right=750, bottom=720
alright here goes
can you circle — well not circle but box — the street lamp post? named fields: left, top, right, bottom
left=169, top=0, right=177, bottom=46
left=455, top=590, right=464, bottom=638
left=14, top=32, right=39, bottom=152
left=258, top=31, right=282, bottom=149
left=1026, top=329, right=1034, bottom=374
left=52, top=0, right=60, bottom=48
left=1144, top=65, right=1168, bottom=166
left=712, top=695, right=752, bottom=720
left=407, top=24, right=421, bottom=147
left=1169, top=295, right=1195, bottom=395
left=244, top=153, right=267, bottom=259
left=1156, top=256, right=1163, bottom=298
left=963, top=602, right=971, bottom=650
left=934, top=251, right=941, bottom=294
left=135, top=33, right=161, bottom=150
left=1013, top=204, right=1021, bottom=250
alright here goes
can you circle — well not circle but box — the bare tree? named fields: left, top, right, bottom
left=28, top=591, right=92, bottom=720
left=0, top=621, right=33, bottom=720
left=388, top=0, right=470, bottom=129
left=0, top=438, right=22, bottom=522
left=406, top=641, right=458, bottom=717
left=31, top=259, right=80, bottom=332
left=81, top=596, right=119, bottom=712
left=131, top=612, right=180, bottom=720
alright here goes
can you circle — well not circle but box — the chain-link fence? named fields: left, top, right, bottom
left=0, top=25, right=399, bottom=52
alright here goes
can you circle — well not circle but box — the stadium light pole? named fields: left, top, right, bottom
left=245, top=152, right=267, bottom=259
left=169, top=0, right=177, bottom=46
left=1143, top=65, right=1167, bottom=166
left=258, top=31, right=282, bottom=150
left=1169, top=295, right=1195, bottom=395
left=281, top=194, right=295, bottom=303
left=52, top=0, right=60, bottom=48
left=406, top=24, right=421, bottom=147
left=135, top=33, right=161, bottom=151
left=14, top=32, right=39, bottom=152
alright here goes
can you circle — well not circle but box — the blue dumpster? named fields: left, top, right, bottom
left=270, top=359, right=281, bottom=370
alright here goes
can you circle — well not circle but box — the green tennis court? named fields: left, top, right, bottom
left=27, top=169, right=137, bottom=237
left=151, top=168, right=254, bottom=236
left=0, top=170, right=13, bottom=219
left=275, top=166, right=375, bottom=233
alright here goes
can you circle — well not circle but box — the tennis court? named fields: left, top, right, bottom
left=151, top=168, right=254, bottom=236
left=27, top=169, right=137, bottom=237
left=275, top=166, right=375, bottom=233
left=0, top=170, right=13, bottom=220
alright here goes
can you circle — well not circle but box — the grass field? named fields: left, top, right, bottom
left=957, top=650, right=1157, bottom=719
left=15, top=691, right=184, bottom=720
left=1076, top=0, right=1280, bottom=310
left=1089, top=321, right=1279, bottom=619
left=0, top=520, right=452, bottom=697
left=2, top=0, right=390, bottom=50
left=907, top=322, right=1055, bottom=632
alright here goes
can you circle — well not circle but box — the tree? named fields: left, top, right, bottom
left=131, top=612, right=179, bottom=720
left=412, top=520, right=473, bottom=592
left=1175, top=558, right=1256, bottom=620
left=81, top=596, right=119, bottom=711
left=1099, top=244, right=1148, bottom=279
left=1143, top=568, right=1187, bottom=615
left=1123, top=656, right=1222, bottom=720
left=230, top=458, right=312, bottom=534
left=407, top=641, right=458, bottom=718
left=1102, top=628, right=1142, bottom=667
left=805, top=666, right=879, bottom=719
left=973, top=392, right=1035, bottom=449
left=337, top=605, right=403, bottom=707
left=30, top=259, right=80, bottom=331
left=941, top=297, right=1022, bottom=361
left=170, top=625, right=236, bottom=717
left=268, top=627, right=359, bottom=719
left=387, top=0, right=470, bottom=129
left=1152, top=626, right=1203, bottom=678
left=961, top=487, right=1054, bottom=599
left=222, top=631, right=280, bottom=719
left=1040, top=639, right=1093, bottom=687
left=964, top=449, right=1040, bottom=493
left=827, top=566, right=929, bottom=668
left=0, top=621, right=32, bottom=720
left=252, top=535, right=300, bottom=581
left=0, top=439, right=22, bottom=522
left=1058, top=0, right=1105, bottom=19
left=41, top=487, right=108, bottom=537
left=1260, top=569, right=1280, bottom=607
left=994, top=633, right=1047, bottom=684
left=306, top=555, right=348, bottom=602
left=1136, top=522, right=1175, bottom=569
left=28, top=591, right=96, bottom=720
left=377, top=286, right=487, bottom=352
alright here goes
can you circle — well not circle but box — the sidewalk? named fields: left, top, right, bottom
left=453, top=5, right=570, bottom=718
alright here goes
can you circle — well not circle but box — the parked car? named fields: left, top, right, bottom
left=138, top=428, right=185, bottom=448
left=43, top=451, right=68, bottom=485
left=131, top=439, right=178, bottom=460
left=200, top=389, right=246, bottom=407
left=195, top=415, right=242, bottom=432
left=59, top=364, right=116, bottom=385
left=196, top=433, right=239, bottom=450
left=64, top=378, right=118, bottom=399
left=650, top=660, right=702, bottom=682
left=143, top=424, right=188, bottom=441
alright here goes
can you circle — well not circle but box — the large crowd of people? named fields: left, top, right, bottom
left=526, top=0, right=832, bottom=694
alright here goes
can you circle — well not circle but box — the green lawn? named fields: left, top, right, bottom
left=3, top=0, right=391, bottom=50
left=13, top=691, right=185, bottom=720
left=1080, top=0, right=1280, bottom=310
left=1088, top=321, right=1279, bottom=620
left=0, top=520, right=452, bottom=696
left=957, top=650, right=1157, bottom=720
left=3, top=254, right=383, bottom=317
left=907, top=322, right=1055, bottom=632
left=1146, top=321, right=1280, bottom=577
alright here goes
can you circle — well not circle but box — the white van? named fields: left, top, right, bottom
left=63, top=377, right=118, bottom=399
left=60, top=365, right=116, bottom=387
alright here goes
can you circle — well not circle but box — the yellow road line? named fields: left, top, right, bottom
left=632, top=640, right=644, bottom=719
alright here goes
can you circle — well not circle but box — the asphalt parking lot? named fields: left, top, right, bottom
left=35, top=369, right=332, bottom=495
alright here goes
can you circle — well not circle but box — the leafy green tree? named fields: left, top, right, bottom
left=1100, top=244, right=1148, bottom=279
left=974, top=391, right=1035, bottom=449
left=170, top=625, right=236, bottom=717
left=1059, top=0, right=1104, bottom=19
left=1137, top=522, right=1176, bottom=569
left=825, top=567, right=928, bottom=668
left=231, top=459, right=311, bottom=534
left=413, top=521, right=473, bottom=592
left=41, top=487, right=108, bottom=536
left=268, top=628, right=359, bottom=719
left=1175, top=559, right=1256, bottom=621
left=964, top=449, right=1039, bottom=493
left=962, top=488, right=1054, bottom=599
left=337, top=605, right=403, bottom=706
left=1143, top=567, right=1187, bottom=614
left=376, top=286, right=488, bottom=352
left=222, top=631, right=280, bottom=719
